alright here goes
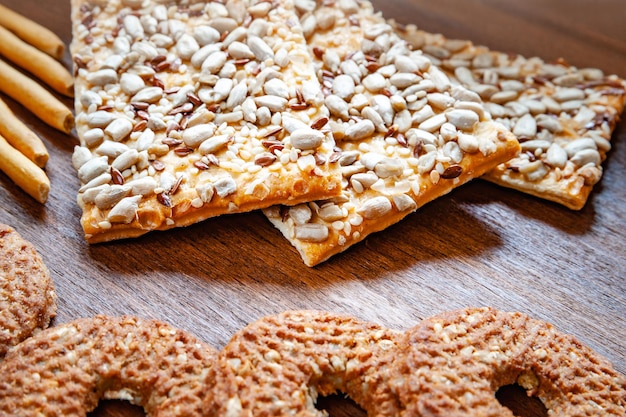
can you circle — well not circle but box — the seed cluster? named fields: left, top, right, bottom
left=395, top=24, right=626, bottom=210
left=71, top=0, right=342, bottom=241
left=264, top=0, right=519, bottom=265
left=70, top=0, right=624, bottom=264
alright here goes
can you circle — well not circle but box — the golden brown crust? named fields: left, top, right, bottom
left=266, top=123, right=518, bottom=266
left=0, top=223, right=56, bottom=360
left=393, top=307, right=626, bottom=416
left=0, top=315, right=218, bottom=416
left=395, top=24, right=626, bottom=210
left=70, top=0, right=342, bottom=244
left=263, top=1, right=521, bottom=266
left=79, top=166, right=341, bottom=244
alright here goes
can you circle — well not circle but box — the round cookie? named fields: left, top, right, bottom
left=0, top=223, right=57, bottom=359
left=0, top=315, right=219, bottom=416
left=393, top=307, right=626, bottom=416
left=211, top=310, right=402, bottom=416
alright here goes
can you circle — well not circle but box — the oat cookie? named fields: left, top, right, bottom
left=0, top=315, right=218, bottom=416
left=393, top=307, right=626, bottom=416
left=70, top=0, right=342, bottom=243
left=0, top=223, right=56, bottom=360
left=263, top=0, right=520, bottom=266
left=210, top=310, right=402, bottom=416
left=395, top=25, right=626, bottom=210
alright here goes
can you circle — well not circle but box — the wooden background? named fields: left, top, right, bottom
left=0, top=0, right=624, bottom=415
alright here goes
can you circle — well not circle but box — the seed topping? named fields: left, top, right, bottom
left=72, top=0, right=341, bottom=234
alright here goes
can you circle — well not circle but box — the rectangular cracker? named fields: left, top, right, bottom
left=70, top=0, right=341, bottom=243
left=262, top=0, right=520, bottom=266
left=394, top=23, right=626, bottom=210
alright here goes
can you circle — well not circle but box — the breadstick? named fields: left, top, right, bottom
left=0, top=134, right=50, bottom=203
left=0, top=4, right=64, bottom=60
left=0, top=26, right=73, bottom=97
left=0, top=59, right=74, bottom=134
left=0, top=98, right=48, bottom=168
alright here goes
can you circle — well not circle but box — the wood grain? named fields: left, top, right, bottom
left=0, top=0, right=624, bottom=416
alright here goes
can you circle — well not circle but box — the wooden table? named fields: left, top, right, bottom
left=1, top=0, right=624, bottom=415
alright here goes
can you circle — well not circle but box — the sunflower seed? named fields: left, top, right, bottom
left=254, top=95, right=288, bottom=112
left=290, top=128, right=325, bottom=150
left=95, top=141, right=129, bottom=158
left=545, top=143, right=568, bottom=168
left=564, top=138, right=597, bottom=157
left=127, top=177, right=158, bottom=196
left=289, top=204, right=313, bottom=225
left=87, top=111, right=116, bottom=129
left=418, top=113, right=447, bottom=132
left=198, top=134, right=232, bottom=154
left=318, top=204, right=345, bottom=222
left=445, top=109, right=479, bottom=131
left=105, top=118, right=134, bottom=142
left=228, top=41, right=255, bottom=60
left=344, top=119, right=375, bottom=140
left=95, top=185, right=131, bottom=210
left=78, top=156, right=109, bottom=183
left=294, top=223, right=329, bottom=242
left=226, top=80, right=249, bottom=109
left=110, top=149, right=138, bottom=172
left=120, top=73, right=145, bottom=95
left=86, top=68, right=118, bottom=86
left=417, top=151, right=437, bottom=174
left=131, top=86, right=163, bottom=103
left=553, top=87, right=586, bottom=102
left=513, top=113, right=538, bottom=138
left=72, top=146, right=92, bottom=170
left=193, top=25, right=220, bottom=46
left=108, top=195, right=142, bottom=223
left=176, top=33, right=200, bottom=60
left=570, top=149, right=601, bottom=167
left=392, top=194, right=417, bottom=212
left=247, top=35, right=274, bottom=61
left=358, top=196, right=392, bottom=219
left=333, top=74, right=356, bottom=100
left=519, top=160, right=549, bottom=181
left=325, top=94, right=350, bottom=120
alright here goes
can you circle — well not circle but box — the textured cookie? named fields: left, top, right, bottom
left=210, top=310, right=402, bottom=416
left=263, top=0, right=520, bottom=266
left=0, top=315, right=218, bottom=416
left=70, top=0, right=342, bottom=243
left=0, top=223, right=56, bottom=360
left=393, top=307, right=626, bottom=416
left=395, top=24, right=626, bottom=210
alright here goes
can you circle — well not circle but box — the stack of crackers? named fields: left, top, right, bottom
left=69, top=0, right=626, bottom=266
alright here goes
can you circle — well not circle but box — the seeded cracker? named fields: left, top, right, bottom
left=394, top=24, right=626, bottom=210
left=70, top=0, right=341, bottom=243
left=263, top=0, right=520, bottom=266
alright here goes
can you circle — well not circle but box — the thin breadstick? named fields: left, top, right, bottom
left=0, top=26, right=73, bottom=97
left=0, top=4, right=64, bottom=60
left=0, top=98, right=49, bottom=168
left=0, top=134, right=50, bottom=203
left=0, top=59, right=74, bottom=134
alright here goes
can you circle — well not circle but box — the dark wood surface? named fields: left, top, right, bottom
left=0, top=0, right=624, bottom=416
